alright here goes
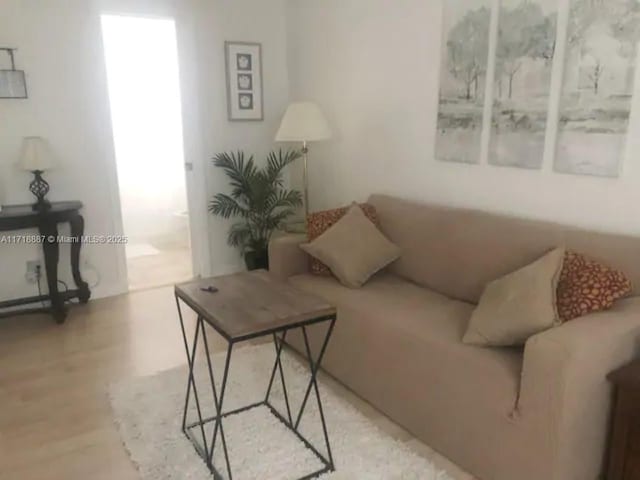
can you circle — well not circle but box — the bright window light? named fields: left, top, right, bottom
left=101, top=14, right=189, bottom=243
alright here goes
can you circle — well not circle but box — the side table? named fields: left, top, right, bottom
left=175, top=270, right=337, bottom=480
left=607, top=359, right=640, bottom=479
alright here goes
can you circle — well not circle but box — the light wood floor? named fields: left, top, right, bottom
left=0, top=287, right=472, bottom=480
left=127, top=246, right=193, bottom=291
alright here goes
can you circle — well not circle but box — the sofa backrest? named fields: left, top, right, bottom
left=368, top=194, right=640, bottom=303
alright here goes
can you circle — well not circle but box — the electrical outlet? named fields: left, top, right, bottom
left=25, top=260, right=43, bottom=284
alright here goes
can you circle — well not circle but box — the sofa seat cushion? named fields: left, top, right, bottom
left=288, top=272, right=523, bottom=416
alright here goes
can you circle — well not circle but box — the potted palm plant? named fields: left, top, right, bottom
left=208, top=150, right=303, bottom=270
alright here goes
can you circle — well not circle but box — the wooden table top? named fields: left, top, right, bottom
left=0, top=201, right=84, bottom=232
left=175, top=270, right=336, bottom=342
left=0, top=201, right=83, bottom=218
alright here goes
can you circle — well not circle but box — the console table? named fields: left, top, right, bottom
left=0, top=201, right=91, bottom=323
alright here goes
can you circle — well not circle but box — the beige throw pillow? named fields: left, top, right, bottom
left=462, top=247, right=565, bottom=347
left=300, top=204, right=400, bottom=288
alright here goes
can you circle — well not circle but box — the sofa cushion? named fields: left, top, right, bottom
left=307, top=203, right=380, bottom=275
left=463, top=247, right=565, bottom=347
left=557, top=250, right=632, bottom=321
left=287, top=273, right=523, bottom=414
left=300, top=205, right=400, bottom=288
left=368, top=194, right=640, bottom=303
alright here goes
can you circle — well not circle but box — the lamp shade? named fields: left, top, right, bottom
left=18, top=136, right=55, bottom=171
left=275, top=102, right=332, bottom=143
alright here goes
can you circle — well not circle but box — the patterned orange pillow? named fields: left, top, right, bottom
left=307, top=203, right=381, bottom=275
left=556, top=251, right=632, bottom=322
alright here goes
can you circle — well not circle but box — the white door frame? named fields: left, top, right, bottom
left=174, top=6, right=212, bottom=278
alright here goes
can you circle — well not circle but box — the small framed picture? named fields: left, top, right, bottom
left=0, top=70, right=27, bottom=99
left=238, top=93, right=253, bottom=110
left=236, top=54, right=252, bottom=71
left=237, top=73, right=252, bottom=91
left=225, top=41, right=263, bottom=121
left=0, top=49, right=27, bottom=99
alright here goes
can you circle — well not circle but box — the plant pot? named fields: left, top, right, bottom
left=244, top=249, right=269, bottom=271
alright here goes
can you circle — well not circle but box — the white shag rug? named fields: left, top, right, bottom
left=109, top=344, right=454, bottom=480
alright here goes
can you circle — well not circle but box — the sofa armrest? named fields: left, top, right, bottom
left=519, top=296, right=640, bottom=480
left=268, top=234, right=309, bottom=280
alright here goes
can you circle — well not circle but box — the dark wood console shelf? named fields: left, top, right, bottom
left=0, top=201, right=91, bottom=323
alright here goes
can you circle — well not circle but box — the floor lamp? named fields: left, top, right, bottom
left=275, top=102, right=332, bottom=226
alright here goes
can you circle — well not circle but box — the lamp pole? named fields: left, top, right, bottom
left=302, top=140, right=309, bottom=219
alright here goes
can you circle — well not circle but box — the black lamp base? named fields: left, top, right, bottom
left=29, top=170, right=51, bottom=212
left=32, top=198, right=51, bottom=212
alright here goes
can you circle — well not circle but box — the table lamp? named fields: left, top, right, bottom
left=18, top=136, right=55, bottom=211
left=275, top=102, right=332, bottom=220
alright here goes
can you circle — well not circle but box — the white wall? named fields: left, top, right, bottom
left=0, top=0, right=289, bottom=303
left=193, top=0, right=291, bottom=274
left=285, top=0, right=640, bottom=236
left=0, top=0, right=125, bottom=301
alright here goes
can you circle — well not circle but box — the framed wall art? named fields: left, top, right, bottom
left=434, top=0, right=640, bottom=179
left=488, top=0, right=559, bottom=170
left=553, top=0, right=639, bottom=178
left=0, top=48, right=27, bottom=99
left=435, top=0, right=492, bottom=164
left=225, top=41, right=263, bottom=121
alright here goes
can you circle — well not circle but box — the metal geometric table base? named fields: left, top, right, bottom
left=176, top=296, right=336, bottom=480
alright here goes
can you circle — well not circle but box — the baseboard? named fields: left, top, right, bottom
left=91, top=281, right=128, bottom=300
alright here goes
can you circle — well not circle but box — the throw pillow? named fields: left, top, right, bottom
left=557, top=251, right=632, bottom=322
left=300, top=204, right=400, bottom=288
left=463, top=247, right=565, bottom=347
left=307, top=203, right=380, bottom=275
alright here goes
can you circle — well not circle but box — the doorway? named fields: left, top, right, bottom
left=101, top=14, right=193, bottom=291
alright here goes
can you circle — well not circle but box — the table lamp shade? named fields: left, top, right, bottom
left=19, top=136, right=55, bottom=172
left=275, top=102, right=332, bottom=142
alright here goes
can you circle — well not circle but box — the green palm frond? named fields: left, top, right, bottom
left=213, top=151, right=258, bottom=201
left=208, top=193, right=250, bottom=219
left=264, top=149, right=302, bottom=185
left=265, top=189, right=303, bottom=213
left=264, top=209, right=297, bottom=230
left=210, top=149, right=302, bottom=253
left=227, top=222, right=252, bottom=248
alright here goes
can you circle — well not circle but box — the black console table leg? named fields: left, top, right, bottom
left=69, top=213, right=91, bottom=303
left=39, top=221, right=66, bottom=324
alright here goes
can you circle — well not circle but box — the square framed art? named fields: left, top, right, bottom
left=225, top=41, right=263, bottom=121
left=0, top=48, right=27, bottom=99
left=0, top=70, right=27, bottom=99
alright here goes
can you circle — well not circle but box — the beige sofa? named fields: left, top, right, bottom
left=269, top=194, right=640, bottom=480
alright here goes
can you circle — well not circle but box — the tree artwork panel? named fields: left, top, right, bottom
left=553, top=0, right=640, bottom=177
left=489, top=0, right=559, bottom=169
left=436, top=0, right=492, bottom=164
